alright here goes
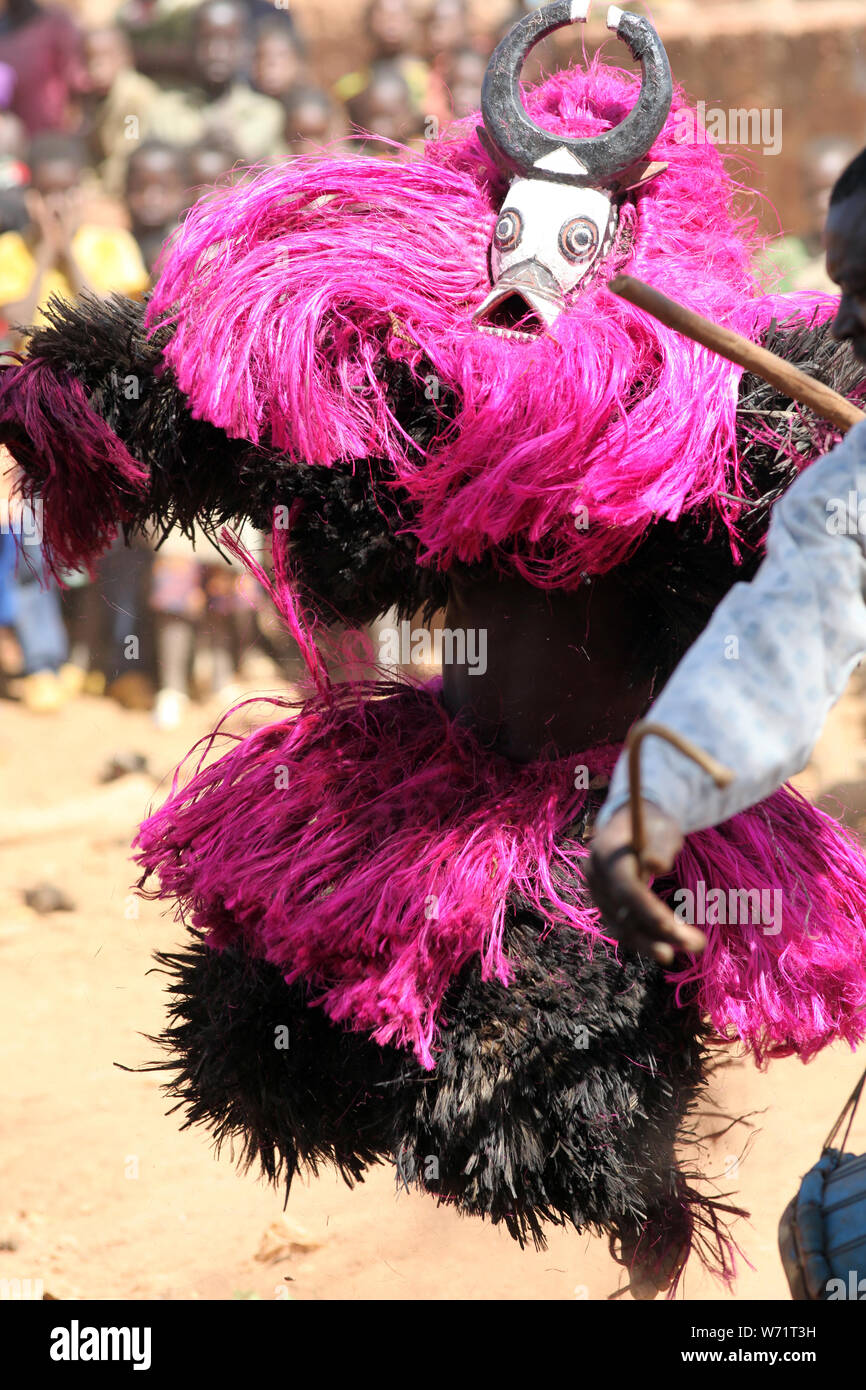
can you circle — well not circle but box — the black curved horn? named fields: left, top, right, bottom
left=480, top=1, right=672, bottom=185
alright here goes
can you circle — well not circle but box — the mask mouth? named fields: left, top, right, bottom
left=472, top=259, right=563, bottom=340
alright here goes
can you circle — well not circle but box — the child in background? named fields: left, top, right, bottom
left=124, top=138, right=189, bottom=274
left=149, top=535, right=260, bottom=730
left=59, top=531, right=156, bottom=708
left=335, top=0, right=431, bottom=123
left=0, top=0, right=82, bottom=136
left=75, top=26, right=159, bottom=197
left=0, top=470, right=69, bottom=713
left=280, top=86, right=346, bottom=159
left=147, top=0, right=284, bottom=164
left=0, top=133, right=148, bottom=348
left=425, top=0, right=468, bottom=57
left=346, top=61, right=421, bottom=154
left=0, top=62, right=28, bottom=201
left=424, top=0, right=471, bottom=128
left=252, top=17, right=307, bottom=104
left=0, top=107, right=28, bottom=192
left=0, top=529, right=16, bottom=678
left=0, top=185, right=31, bottom=347
left=120, top=0, right=303, bottom=87
left=440, top=44, right=485, bottom=122
left=185, top=135, right=239, bottom=195
left=0, top=135, right=149, bottom=704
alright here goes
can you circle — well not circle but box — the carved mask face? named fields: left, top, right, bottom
left=474, top=1, right=672, bottom=341
left=473, top=178, right=618, bottom=339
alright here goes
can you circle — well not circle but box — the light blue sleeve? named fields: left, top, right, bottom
left=598, top=419, right=866, bottom=834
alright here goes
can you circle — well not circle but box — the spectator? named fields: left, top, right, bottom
left=280, top=85, right=346, bottom=159
left=441, top=44, right=485, bottom=121
left=423, top=0, right=472, bottom=128
left=28, top=131, right=87, bottom=200
left=347, top=60, right=421, bottom=154
left=1, top=546, right=70, bottom=710
left=0, top=0, right=82, bottom=135
left=119, top=0, right=200, bottom=86
left=0, top=134, right=148, bottom=346
left=0, top=184, right=29, bottom=346
left=149, top=531, right=254, bottom=729
left=425, top=0, right=468, bottom=62
left=121, top=0, right=303, bottom=86
left=252, top=16, right=306, bottom=104
left=60, top=531, right=156, bottom=708
left=74, top=26, right=159, bottom=198
left=0, top=526, right=15, bottom=667
left=0, top=472, right=69, bottom=713
left=185, top=134, right=239, bottom=193
left=366, top=0, right=425, bottom=66
left=127, top=136, right=241, bottom=281
left=335, top=0, right=431, bottom=119
left=147, top=0, right=284, bottom=165
left=124, top=138, right=189, bottom=274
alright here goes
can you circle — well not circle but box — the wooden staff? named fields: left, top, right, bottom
left=608, top=273, right=865, bottom=434
left=626, top=723, right=733, bottom=874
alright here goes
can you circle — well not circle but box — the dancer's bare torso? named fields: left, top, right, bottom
left=441, top=567, right=656, bottom=762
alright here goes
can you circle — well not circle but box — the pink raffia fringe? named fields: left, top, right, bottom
left=145, top=58, right=841, bottom=588
left=135, top=673, right=866, bottom=1070
left=0, top=359, right=148, bottom=574
left=0, top=60, right=848, bottom=593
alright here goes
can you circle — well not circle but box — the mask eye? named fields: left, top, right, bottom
left=493, top=209, right=523, bottom=253
left=559, top=216, right=599, bottom=265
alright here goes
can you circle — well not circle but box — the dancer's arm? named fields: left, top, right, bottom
left=589, top=419, right=866, bottom=958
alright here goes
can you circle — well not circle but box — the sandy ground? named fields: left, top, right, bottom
left=2, top=677, right=866, bottom=1303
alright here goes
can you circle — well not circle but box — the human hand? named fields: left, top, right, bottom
left=587, top=801, right=705, bottom=963
left=25, top=189, right=66, bottom=256
left=47, top=188, right=84, bottom=244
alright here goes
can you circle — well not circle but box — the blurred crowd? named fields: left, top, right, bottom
left=0, top=0, right=505, bottom=344
left=0, top=0, right=506, bottom=723
left=0, top=0, right=858, bottom=724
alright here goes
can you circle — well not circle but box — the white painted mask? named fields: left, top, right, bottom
left=475, top=172, right=618, bottom=337
left=473, top=1, right=672, bottom=340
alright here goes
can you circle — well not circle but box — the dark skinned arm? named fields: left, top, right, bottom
left=586, top=800, right=707, bottom=963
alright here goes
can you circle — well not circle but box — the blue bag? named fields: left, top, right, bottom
left=779, top=1067, right=866, bottom=1300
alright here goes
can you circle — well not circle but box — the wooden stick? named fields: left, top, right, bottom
left=626, top=722, right=734, bottom=874
left=609, top=273, right=865, bottom=434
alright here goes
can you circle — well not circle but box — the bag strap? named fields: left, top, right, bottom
left=822, top=1065, right=866, bottom=1157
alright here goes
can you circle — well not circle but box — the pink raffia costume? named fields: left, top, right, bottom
left=2, top=2, right=866, bottom=1295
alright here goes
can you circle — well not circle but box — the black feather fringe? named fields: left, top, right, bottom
left=17, top=294, right=447, bottom=622
left=11, top=296, right=862, bottom=651
left=143, top=904, right=744, bottom=1282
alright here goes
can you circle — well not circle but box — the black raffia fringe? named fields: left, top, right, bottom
left=5, top=293, right=446, bottom=623
left=142, top=906, right=746, bottom=1293
left=4, top=296, right=861, bottom=641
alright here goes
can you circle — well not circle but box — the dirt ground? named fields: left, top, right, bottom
left=2, top=675, right=866, bottom=1303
